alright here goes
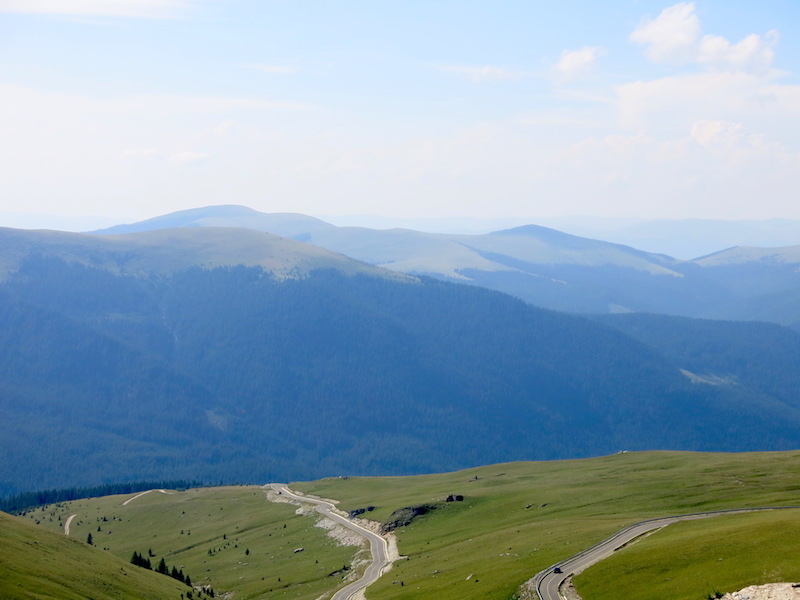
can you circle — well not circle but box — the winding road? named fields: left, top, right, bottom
left=535, top=507, right=800, bottom=600
left=269, top=484, right=390, bottom=600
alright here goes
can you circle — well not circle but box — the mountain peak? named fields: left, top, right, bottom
left=92, top=205, right=335, bottom=237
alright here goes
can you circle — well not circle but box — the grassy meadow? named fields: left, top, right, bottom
left=0, top=510, right=188, bottom=600
left=22, top=485, right=361, bottom=600
left=13, top=451, right=800, bottom=600
left=294, top=451, right=800, bottom=600
left=573, top=509, right=800, bottom=600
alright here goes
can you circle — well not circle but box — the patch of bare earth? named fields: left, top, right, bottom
left=559, top=578, right=582, bottom=600
left=722, top=583, right=800, bottom=600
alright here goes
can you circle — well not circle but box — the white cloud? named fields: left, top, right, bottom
left=690, top=120, right=744, bottom=147
left=556, top=47, right=605, bottom=81
left=440, top=65, right=528, bottom=83
left=630, top=2, right=700, bottom=64
left=613, top=70, right=800, bottom=138
left=0, top=0, right=192, bottom=18
left=697, top=31, right=779, bottom=74
left=630, top=2, right=779, bottom=73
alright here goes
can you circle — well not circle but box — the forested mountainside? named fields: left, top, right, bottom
left=3, top=227, right=800, bottom=495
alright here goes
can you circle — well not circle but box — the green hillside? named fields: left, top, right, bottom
left=23, top=486, right=359, bottom=600
left=574, top=509, right=800, bottom=600
left=294, top=451, right=800, bottom=600
left=0, top=510, right=188, bottom=600
left=16, top=452, right=800, bottom=600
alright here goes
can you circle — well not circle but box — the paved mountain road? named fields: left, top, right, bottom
left=269, top=484, right=390, bottom=600
left=535, top=507, right=800, bottom=600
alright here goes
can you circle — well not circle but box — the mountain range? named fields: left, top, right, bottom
left=96, top=205, right=800, bottom=328
left=3, top=217, right=800, bottom=495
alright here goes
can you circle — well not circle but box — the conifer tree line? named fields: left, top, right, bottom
left=2, top=480, right=202, bottom=513
left=129, top=550, right=214, bottom=596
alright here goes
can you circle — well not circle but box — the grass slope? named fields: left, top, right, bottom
left=18, top=452, right=800, bottom=600
left=294, top=451, right=800, bottom=600
left=23, top=486, right=359, bottom=600
left=0, top=510, right=187, bottom=600
left=574, top=509, right=800, bottom=600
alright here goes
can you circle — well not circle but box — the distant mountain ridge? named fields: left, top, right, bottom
left=94, top=205, right=800, bottom=327
left=0, top=225, right=400, bottom=281
left=94, top=205, right=335, bottom=238
left=562, top=217, right=800, bottom=260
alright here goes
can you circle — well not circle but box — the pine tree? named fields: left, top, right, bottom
left=156, top=557, right=167, bottom=574
left=87, top=533, right=93, bottom=545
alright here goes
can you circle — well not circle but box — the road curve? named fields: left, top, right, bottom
left=269, top=483, right=390, bottom=600
left=535, top=506, right=800, bottom=600
left=64, top=513, right=76, bottom=536
left=121, top=489, right=171, bottom=506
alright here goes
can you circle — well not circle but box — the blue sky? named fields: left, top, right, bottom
left=1, top=0, right=799, bottom=227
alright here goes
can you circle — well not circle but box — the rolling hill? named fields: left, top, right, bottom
left=16, top=486, right=356, bottom=600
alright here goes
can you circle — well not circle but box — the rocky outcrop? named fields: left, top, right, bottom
left=348, top=506, right=376, bottom=518
left=381, top=505, right=437, bottom=533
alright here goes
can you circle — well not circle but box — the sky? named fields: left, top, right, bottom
left=1, top=0, right=799, bottom=229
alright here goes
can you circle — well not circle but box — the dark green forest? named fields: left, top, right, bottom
left=0, top=480, right=201, bottom=513
left=3, top=253, right=800, bottom=495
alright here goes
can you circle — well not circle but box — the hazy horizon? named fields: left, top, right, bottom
left=2, top=1, right=799, bottom=225
left=6, top=204, right=800, bottom=260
